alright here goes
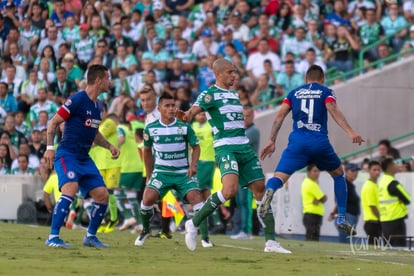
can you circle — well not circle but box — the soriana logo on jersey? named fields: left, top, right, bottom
left=84, top=118, right=101, bottom=128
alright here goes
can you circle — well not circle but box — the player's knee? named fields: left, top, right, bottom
left=94, top=189, right=109, bottom=203
left=221, top=186, right=237, bottom=200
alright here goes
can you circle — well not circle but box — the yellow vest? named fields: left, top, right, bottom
left=378, top=174, right=410, bottom=222
left=361, top=179, right=379, bottom=221
left=301, top=177, right=325, bottom=216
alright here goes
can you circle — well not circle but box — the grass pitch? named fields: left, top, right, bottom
left=0, top=223, right=413, bottom=276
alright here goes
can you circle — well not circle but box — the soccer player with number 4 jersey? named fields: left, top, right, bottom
left=258, top=65, right=365, bottom=238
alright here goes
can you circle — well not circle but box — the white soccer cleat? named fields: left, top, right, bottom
left=201, top=238, right=214, bottom=248
left=185, top=220, right=198, bottom=251
left=134, top=230, right=150, bottom=246
left=264, top=240, right=291, bottom=254
left=230, top=231, right=253, bottom=240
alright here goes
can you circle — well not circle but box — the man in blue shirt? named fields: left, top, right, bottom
left=259, top=65, right=364, bottom=237
left=44, top=64, right=120, bottom=248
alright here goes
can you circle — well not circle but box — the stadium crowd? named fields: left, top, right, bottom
left=0, top=0, right=413, bottom=242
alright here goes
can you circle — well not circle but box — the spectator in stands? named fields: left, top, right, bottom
left=357, top=8, right=385, bottom=68
left=14, top=111, right=31, bottom=139
left=234, top=0, right=258, bottom=28
left=113, top=67, right=133, bottom=97
left=0, top=141, right=14, bottom=173
left=71, top=24, right=95, bottom=71
left=111, top=44, right=138, bottom=77
left=11, top=140, right=40, bottom=170
left=37, top=57, right=55, bottom=88
left=0, top=13, right=10, bottom=43
left=137, top=70, right=164, bottom=97
left=89, top=14, right=110, bottom=42
left=276, top=60, right=304, bottom=97
left=27, top=2, right=45, bottom=31
left=37, top=24, right=65, bottom=59
left=33, top=45, right=57, bottom=73
left=177, top=15, right=194, bottom=45
left=281, top=26, right=315, bottom=63
left=164, top=0, right=195, bottom=16
left=381, top=3, right=408, bottom=54
left=228, top=11, right=250, bottom=44
left=11, top=154, right=36, bottom=175
left=152, top=1, right=173, bottom=40
left=326, top=25, right=360, bottom=74
left=273, top=2, right=294, bottom=37
left=192, top=28, right=219, bottom=60
left=48, top=67, right=77, bottom=105
left=247, top=24, right=279, bottom=54
left=109, top=23, right=134, bottom=55
left=325, top=0, right=351, bottom=28
left=29, top=129, right=46, bottom=161
left=263, top=59, right=279, bottom=89
left=250, top=74, right=274, bottom=108
left=121, top=15, right=139, bottom=45
left=306, top=19, right=325, bottom=54
left=61, top=15, right=79, bottom=45
left=377, top=138, right=401, bottom=161
left=376, top=43, right=393, bottom=68
left=165, top=26, right=183, bottom=55
left=1, top=64, right=22, bottom=100
left=142, top=38, right=170, bottom=81
left=172, top=38, right=197, bottom=74
left=297, top=48, right=327, bottom=76
left=188, top=0, right=214, bottom=32
left=50, top=0, right=75, bottom=29
left=0, top=82, right=17, bottom=113
left=9, top=42, right=28, bottom=72
left=246, top=39, right=281, bottom=85
left=291, top=3, right=309, bottom=30
left=29, top=88, right=58, bottom=126
left=196, top=55, right=215, bottom=93
left=62, top=53, right=82, bottom=87
left=3, top=3, right=19, bottom=30
left=163, top=58, right=193, bottom=95
left=224, top=43, right=246, bottom=67
left=19, top=69, right=46, bottom=114
left=93, top=39, right=113, bottom=70
left=217, top=26, right=244, bottom=57
left=57, top=43, right=70, bottom=69
left=33, top=110, right=49, bottom=132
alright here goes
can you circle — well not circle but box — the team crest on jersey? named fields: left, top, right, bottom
left=204, top=94, right=212, bottom=103
left=177, top=126, right=183, bottom=135
left=67, top=171, right=75, bottom=179
left=65, top=99, right=72, bottom=106
left=143, top=133, right=149, bottom=141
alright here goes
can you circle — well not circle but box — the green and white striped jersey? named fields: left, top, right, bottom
left=144, top=118, right=198, bottom=174
left=194, top=85, right=249, bottom=148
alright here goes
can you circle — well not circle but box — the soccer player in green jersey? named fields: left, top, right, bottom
left=177, top=58, right=291, bottom=253
left=134, top=93, right=208, bottom=247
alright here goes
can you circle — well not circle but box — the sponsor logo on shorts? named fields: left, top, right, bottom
left=231, top=161, right=238, bottom=171
left=152, top=179, right=162, bottom=189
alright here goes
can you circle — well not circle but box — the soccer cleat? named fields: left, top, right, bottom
left=336, top=216, right=357, bottom=236
left=159, top=232, right=173, bottom=239
left=134, top=230, right=150, bottom=246
left=104, top=219, right=119, bottom=233
left=258, top=189, right=274, bottom=219
left=230, top=231, right=253, bottom=240
left=185, top=220, right=198, bottom=251
left=83, top=236, right=109, bottom=248
left=264, top=240, right=291, bottom=254
left=45, top=237, right=72, bottom=248
left=201, top=238, right=214, bottom=248
left=65, top=210, right=77, bottom=229
left=119, top=217, right=137, bottom=231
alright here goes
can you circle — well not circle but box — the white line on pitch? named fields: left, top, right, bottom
left=220, top=244, right=256, bottom=251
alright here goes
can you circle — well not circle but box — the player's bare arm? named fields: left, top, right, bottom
left=188, top=144, right=200, bottom=177
left=143, top=145, right=154, bottom=182
left=44, top=114, right=65, bottom=169
left=94, top=132, right=120, bottom=159
left=176, top=105, right=203, bottom=123
left=260, top=103, right=291, bottom=160
left=326, top=102, right=365, bottom=145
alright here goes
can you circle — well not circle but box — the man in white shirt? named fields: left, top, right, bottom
left=246, top=39, right=281, bottom=84
left=192, top=29, right=218, bottom=59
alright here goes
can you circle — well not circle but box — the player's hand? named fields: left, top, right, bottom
left=109, top=145, right=120, bottom=159
left=187, top=164, right=197, bottom=177
left=176, top=109, right=188, bottom=122
left=350, top=132, right=365, bottom=145
left=260, top=140, right=276, bottom=160
left=44, top=150, right=55, bottom=169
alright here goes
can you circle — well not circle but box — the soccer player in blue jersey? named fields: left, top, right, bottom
left=259, top=65, right=364, bottom=237
left=44, top=64, right=120, bottom=248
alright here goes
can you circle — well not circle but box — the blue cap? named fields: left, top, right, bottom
left=201, top=29, right=212, bottom=37
left=345, top=163, right=360, bottom=171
